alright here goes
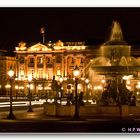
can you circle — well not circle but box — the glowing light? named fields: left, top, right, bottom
left=15, top=85, right=18, bottom=89
left=63, top=77, right=67, bottom=81
left=59, top=77, right=63, bottom=83
left=28, top=75, right=32, bottom=82
left=136, top=81, right=140, bottom=89
left=137, top=84, right=140, bottom=89
left=87, top=84, right=91, bottom=89
left=138, top=81, right=140, bottom=85
left=94, top=86, right=97, bottom=90
left=71, top=87, right=74, bottom=90
left=38, top=86, right=43, bottom=90
left=15, top=47, right=19, bottom=51
left=122, top=75, right=128, bottom=80
left=0, top=100, right=46, bottom=108
left=122, top=75, right=133, bottom=80
left=81, top=77, right=85, bottom=81
left=78, top=84, right=82, bottom=90
left=94, top=86, right=103, bottom=90
left=45, top=87, right=51, bottom=90
left=19, top=86, right=24, bottom=90
left=73, top=66, right=80, bottom=78
left=8, top=68, right=14, bottom=78
left=101, top=79, right=106, bottom=84
left=5, top=84, right=11, bottom=88
left=126, top=80, right=130, bottom=85
left=81, top=46, right=86, bottom=50
left=97, top=86, right=103, bottom=90
left=85, top=79, right=89, bottom=84
left=30, top=84, right=34, bottom=90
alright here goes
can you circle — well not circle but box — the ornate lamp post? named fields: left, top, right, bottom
left=27, top=75, right=33, bottom=112
left=7, top=67, right=16, bottom=120
left=73, top=65, right=80, bottom=119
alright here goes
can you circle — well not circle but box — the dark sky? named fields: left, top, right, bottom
left=1, top=7, right=140, bottom=54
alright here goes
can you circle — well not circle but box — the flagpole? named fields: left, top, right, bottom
left=40, top=27, right=45, bottom=44
left=43, top=33, right=45, bottom=44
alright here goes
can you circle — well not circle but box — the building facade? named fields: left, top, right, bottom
left=0, top=40, right=140, bottom=101
left=14, top=40, right=96, bottom=98
left=0, top=56, right=16, bottom=96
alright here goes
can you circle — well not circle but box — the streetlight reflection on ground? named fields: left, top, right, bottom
left=7, top=67, right=16, bottom=120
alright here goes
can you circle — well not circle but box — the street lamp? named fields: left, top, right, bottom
left=27, top=75, right=33, bottom=112
left=7, top=67, right=16, bottom=120
left=73, top=65, right=80, bottom=119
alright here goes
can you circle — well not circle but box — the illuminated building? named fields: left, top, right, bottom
left=14, top=40, right=94, bottom=97
left=13, top=39, right=140, bottom=99
left=0, top=55, right=16, bottom=96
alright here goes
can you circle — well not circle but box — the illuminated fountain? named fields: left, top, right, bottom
left=44, top=21, right=140, bottom=117
left=88, top=21, right=140, bottom=105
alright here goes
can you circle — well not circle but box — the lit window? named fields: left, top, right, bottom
left=20, top=70, right=24, bottom=76
left=38, top=69, right=43, bottom=79
left=57, top=66, right=61, bottom=76
left=47, top=69, right=53, bottom=79
left=57, top=69, right=61, bottom=76
left=28, top=69, right=34, bottom=78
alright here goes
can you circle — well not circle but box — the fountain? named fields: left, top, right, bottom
left=89, top=21, right=140, bottom=105
left=44, top=21, right=140, bottom=118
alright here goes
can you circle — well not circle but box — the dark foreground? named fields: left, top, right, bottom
left=0, top=107, right=140, bottom=133
left=0, top=118, right=140, bottom=133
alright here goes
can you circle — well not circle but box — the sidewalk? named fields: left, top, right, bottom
left=0, top=107, right=138, bottom=133
left=0, top=107, right=58, bottom=121
left=0, top=106, right=135, bottom=123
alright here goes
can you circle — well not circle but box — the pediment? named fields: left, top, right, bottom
left=27, top=43, right=51, bottom=51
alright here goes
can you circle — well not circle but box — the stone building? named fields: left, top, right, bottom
left=14, top=40, right=96, bottom=98
left=0, top=55, right=16, bottom=96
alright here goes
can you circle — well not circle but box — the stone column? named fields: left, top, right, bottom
left=34, top=55, right=37, bottom=79
left=64, top=55, right=68, bottom=77
left=43, top=55, right=46, bottom=79
left=61, top=55, right=64, bottom=76
left=25, top=55, right=28, bottom=78
left=52, top=55, right=56, bottom=77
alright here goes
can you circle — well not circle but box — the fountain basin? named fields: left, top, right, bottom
left=91, top=66, right=140, bottom=75
left=43, top=103, right=140, bottom=118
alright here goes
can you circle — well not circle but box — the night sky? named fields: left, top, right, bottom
left=1, top=7, right=140, bottom=55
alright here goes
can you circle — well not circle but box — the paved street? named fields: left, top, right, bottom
left=0, top=106, right=139, bottom=133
